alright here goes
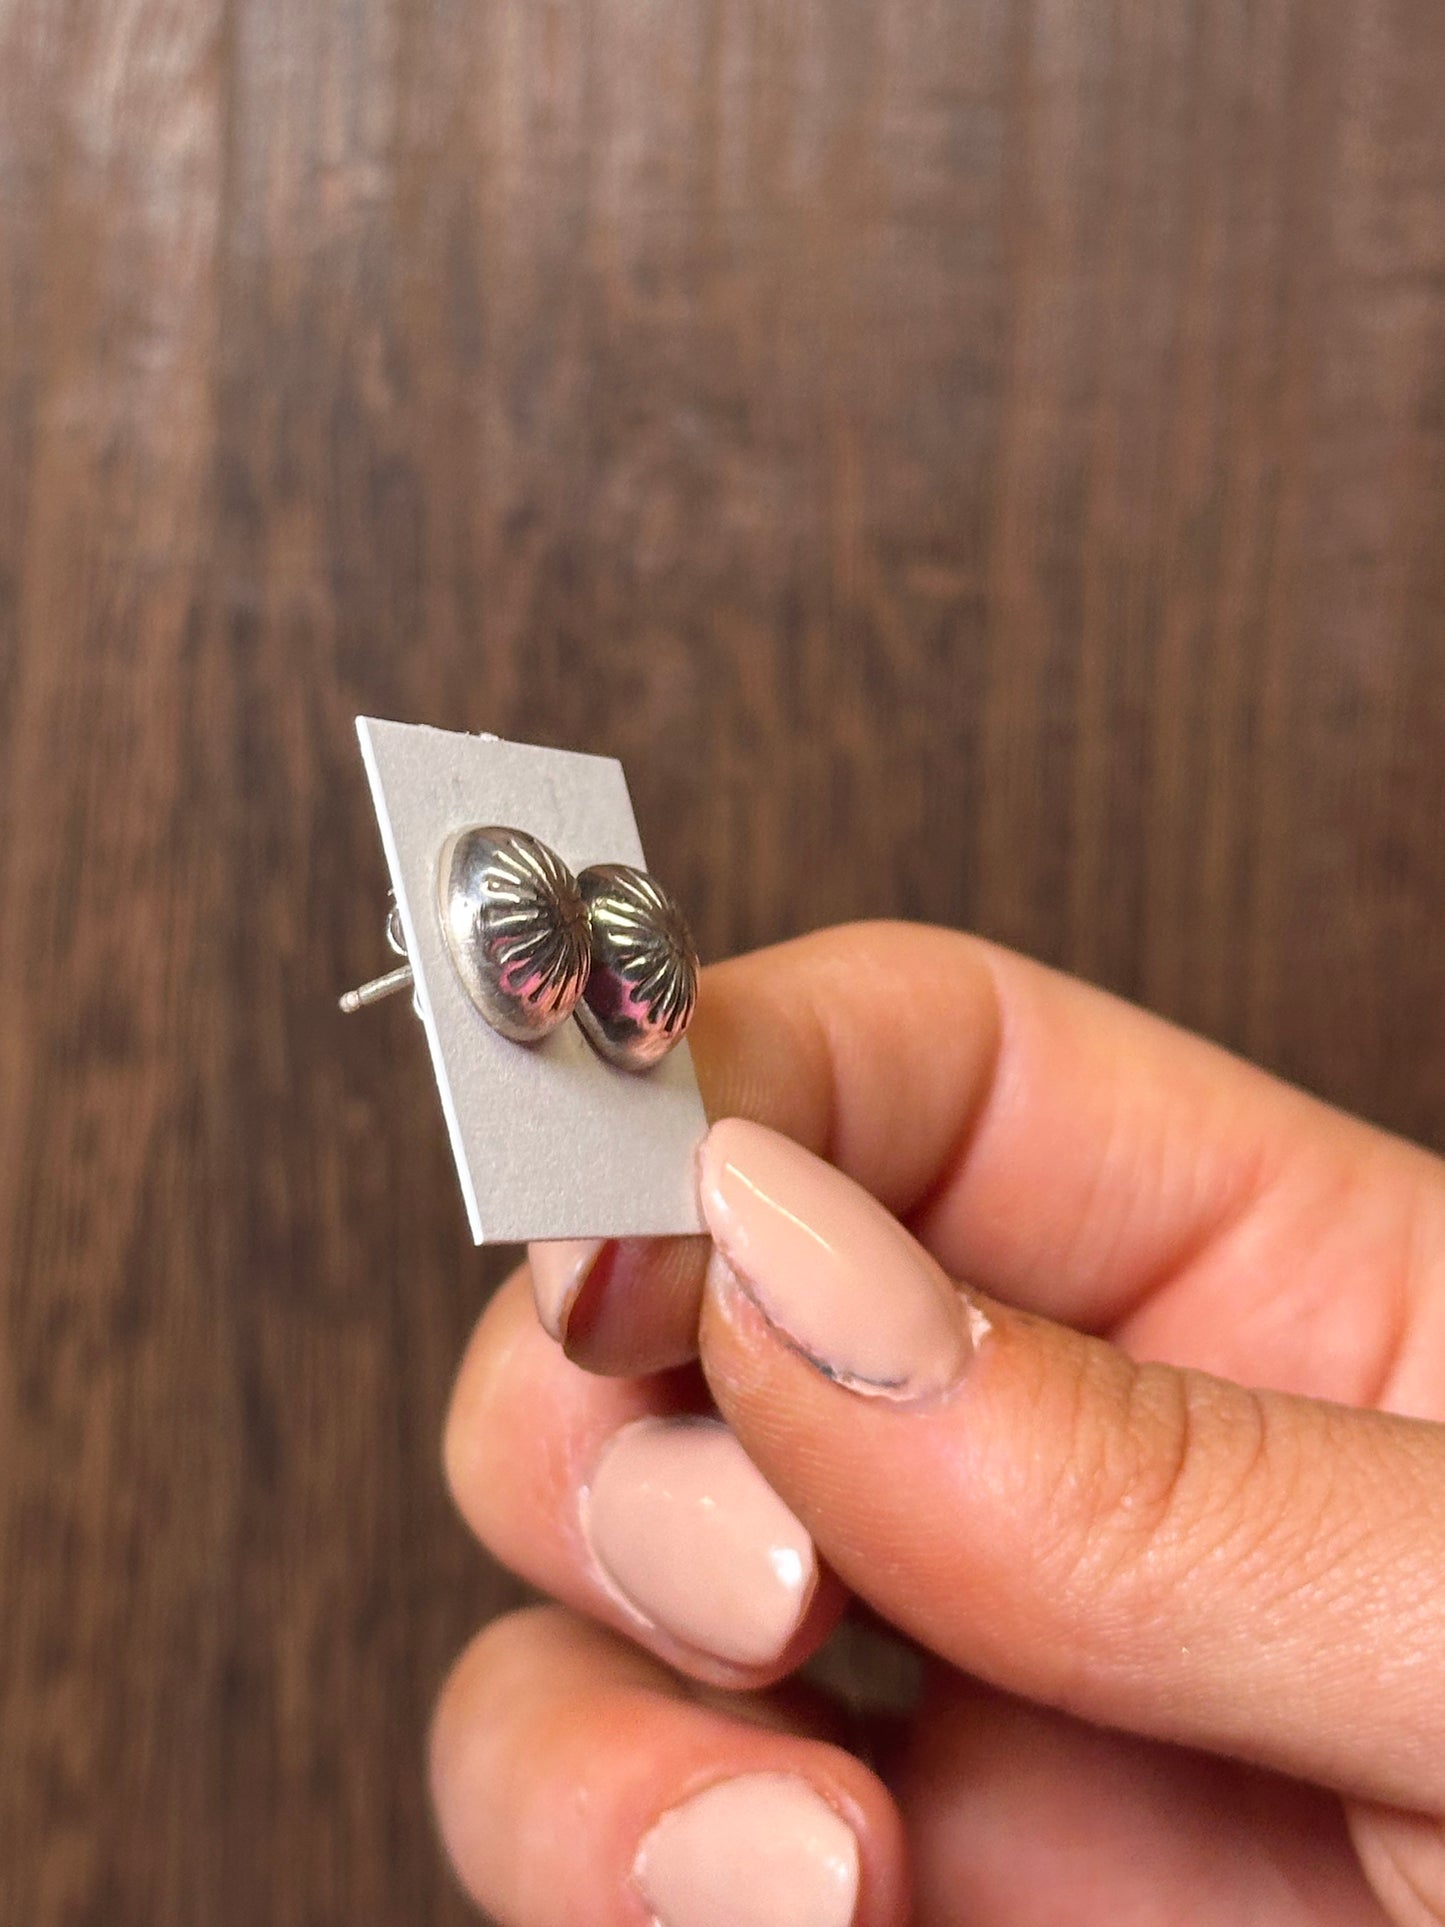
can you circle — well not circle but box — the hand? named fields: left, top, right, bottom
left=430, top=923, right=1445, bottom=1926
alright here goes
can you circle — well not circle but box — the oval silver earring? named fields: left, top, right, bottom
left=437, top=827, right=591, bottom=1042
left=575, top=863, right=698, bottom=1070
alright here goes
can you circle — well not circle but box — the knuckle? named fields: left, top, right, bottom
left=1032, top=1347, right=1297, bottom=1633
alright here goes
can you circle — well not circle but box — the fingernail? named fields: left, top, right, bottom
left=634, top=1773, right=859, bottom=1927
left=583, top=1416, right=816, bottom=1669
left=527, top=1238, right=603, bottom=1341
left=699, top=1118, right=972, bottom=1400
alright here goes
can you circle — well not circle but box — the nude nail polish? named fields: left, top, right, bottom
left=527, top=1238, right=603, bottom=1340
left=698, top=1118, right=973, bottom=1400
left=583, top=1416, right=816, bottom=1668
left=633, top=1773, right=859, bottom=1927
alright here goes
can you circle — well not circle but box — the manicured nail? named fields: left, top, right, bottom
left=527, top=1238, right=603, bottom=1340
left=583, top=1416, right=816, bottom=1669
left=699, top=1118, right=972, bottom=1400
left=634, top=1772, right=859, bottom=1927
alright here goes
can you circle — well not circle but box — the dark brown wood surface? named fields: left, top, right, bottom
left=3, top=2, right=1443, bottom=1920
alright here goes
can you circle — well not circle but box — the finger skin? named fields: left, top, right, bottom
left=444, top=1269, right=847, bottom=1688
left=697, top=1128, right=1445, bottom=1813
left=1348, top=1803, right=1445, bottom=1926
left=549, top=925, right=1444, bottom=1413
left=430, top=1606, right=910, bottom=1927
left=562, top=1233, right=715, bottom=1378
left=896, top=1669, right=1388, bottom=1927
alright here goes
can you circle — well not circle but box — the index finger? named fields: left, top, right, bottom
left=533, top=921, right=1439, bottom=1413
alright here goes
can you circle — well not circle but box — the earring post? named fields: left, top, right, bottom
left=339, top=963, right=414, bottom=1013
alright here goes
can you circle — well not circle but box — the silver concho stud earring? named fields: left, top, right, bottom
left=435, top=826, right=592, bottom=1041
left=574, top=863, right=699, bottom=1071
left=341, top=720, right=709, bottom=1245
left=341, top=826, right=591, bottom=1044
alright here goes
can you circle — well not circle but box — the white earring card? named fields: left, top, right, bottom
left=355, top=718, right=708, bottom=1244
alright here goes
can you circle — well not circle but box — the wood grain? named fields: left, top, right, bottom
left=2, top=0, right=1443, bottom=1919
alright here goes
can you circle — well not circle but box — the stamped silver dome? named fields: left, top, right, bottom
left=575, top=863, right=698, bottom=1071
left=436, top=827, right=591, bottom=1042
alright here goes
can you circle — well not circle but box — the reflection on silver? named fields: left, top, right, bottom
left=437, top=827, right=591, bottom=1042
left=576, top=864, right=698, bottom=1071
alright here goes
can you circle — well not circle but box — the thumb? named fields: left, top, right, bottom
left=696, top=1120, right=1445, bottom=1814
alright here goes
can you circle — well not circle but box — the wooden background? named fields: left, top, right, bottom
left=2, top=0, right=1443, bottom=1920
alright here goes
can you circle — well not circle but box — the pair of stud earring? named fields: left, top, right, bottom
left=340, top=827, right=698, bottom=1073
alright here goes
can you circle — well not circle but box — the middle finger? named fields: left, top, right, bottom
left=445, top=1267, right=847, bottom=1687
